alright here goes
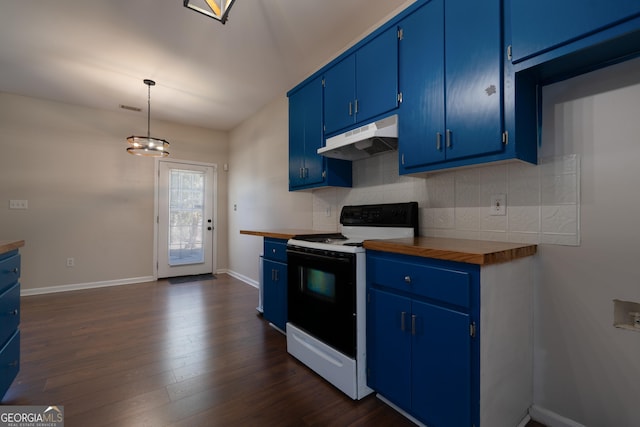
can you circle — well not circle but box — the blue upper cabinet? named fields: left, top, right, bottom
left=397, top=0, right=445, bottom=168
left=324, top=55, right=356, bottom=135
left=324, top=26, right=399, bottom=136
left=399, top=0, right=507, bottom=174
left=288, top=76, right=352, bottom=191
left=510, top=0, right=640, bottom=74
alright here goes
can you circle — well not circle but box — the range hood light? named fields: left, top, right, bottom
left=354, top=139, right=373, bottom=150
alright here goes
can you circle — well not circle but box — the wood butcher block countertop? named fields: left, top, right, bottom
left=363, top=237, right=536, bottom=265
left=0, top=240, right=25, bottom=255
left=240, top=229, right=335, bottom=240
left=241, top=229, right=536, bottom=265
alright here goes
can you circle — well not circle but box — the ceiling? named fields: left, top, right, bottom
left=0, top=0, right=414, bottom=132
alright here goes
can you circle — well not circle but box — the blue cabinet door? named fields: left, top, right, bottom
left=324, top=55, right=356, bottom=135
left=411, top=299, right=471, bottom=427
left=367, top=288, right=412, bottom=409
left=324, top=27, right=399, bottom=136
left=356, top=26, right=399, bottom=125
left=263, top=258, right=287, bottom=331
left=511, top=0, right=640, bottom=64
left=444, top=0, right=503, bottom=161
left=399, top=0, right=504, bottom=172
left=288, top=76, right=329, bottom=190
left=289, top=84, right=306, bottom=189
left=398, top=0, right=445, bottom=169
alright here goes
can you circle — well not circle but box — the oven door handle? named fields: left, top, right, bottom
left=286, top=249, right=352, bottom=264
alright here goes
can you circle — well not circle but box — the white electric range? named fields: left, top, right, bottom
left=286, top=202, right=419, bottom=399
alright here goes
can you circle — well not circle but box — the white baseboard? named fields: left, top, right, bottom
left=530, top=405, right=586, bottom=427
left=224, top=269, right=258, bottom=288
left=20, top=276, right=156, bottom=296
left=517, top=414, right=532, bottom=427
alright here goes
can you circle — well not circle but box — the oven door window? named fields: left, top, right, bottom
left=287, top=249, right=356, bottom=358
left=303, top=267, right=336, bottom=302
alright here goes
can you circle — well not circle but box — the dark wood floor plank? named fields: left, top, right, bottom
left=3, top=275, right=418, bottom=426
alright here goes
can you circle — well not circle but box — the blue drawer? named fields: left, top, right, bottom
left=264, top=238, right=287, bottom=263
left=0, top=252, right=20, bottom=293
left=0, top=283, right=20, bottom=348
left=368, top=253, right=471, bottom=308
left=0, top=330, right=20, bottom=400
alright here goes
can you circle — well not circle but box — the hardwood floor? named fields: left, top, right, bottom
left=3, top=275, right=416, bottom=426
left=4, top=274, right=545, bottom=427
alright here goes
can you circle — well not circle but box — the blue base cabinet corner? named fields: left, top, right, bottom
left=366, top=250, right=534, bottom=427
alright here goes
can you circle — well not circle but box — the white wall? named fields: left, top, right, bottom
left=531, top=57, right=640, bottom=427
left=0, top=92, right=229, bottom=291
left=227, top=96, right=312, bottom=284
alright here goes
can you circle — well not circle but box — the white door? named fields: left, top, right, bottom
left=156, top=160, right=216, bottom=278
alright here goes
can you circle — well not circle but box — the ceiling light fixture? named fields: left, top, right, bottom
left=183, top=0, right=236, bottom=24
left=126, top=79, right=169, bottom=157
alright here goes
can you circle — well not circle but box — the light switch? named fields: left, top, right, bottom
left=9, top=200, right=28, bottom=210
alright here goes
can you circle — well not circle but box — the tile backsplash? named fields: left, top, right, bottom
left=312, top=152, right=580, bottom=246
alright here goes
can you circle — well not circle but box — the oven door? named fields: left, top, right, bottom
left=287, top=245, right=356, bottom=358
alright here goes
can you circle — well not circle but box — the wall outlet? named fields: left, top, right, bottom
left=490, top=194, right=506, bottom=216
left=66, top=257, right=75, bottom=268
left=9, top=200, right=28, bottom=209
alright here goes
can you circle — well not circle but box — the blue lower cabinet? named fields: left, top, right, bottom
left=367, top=249, right=535, bottom=426
left=0, top=249, right=21, bottom=400
left=263, top=259, right=287, bottom=331
left=262, top=238, right=287, bottom=331
left=0, top=331, right=20, bottom=399
left=366, top=251, right=477, bottom=426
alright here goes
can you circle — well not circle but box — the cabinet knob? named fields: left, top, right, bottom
left=8, top=360, right=18, bottom=368
left=404, top=276, right=411, bottom=283
left=9, top=309, right=18, bottom=316
left=12, top=267, right=19, bottom=274
left=272, top=248, right=276, bottom=254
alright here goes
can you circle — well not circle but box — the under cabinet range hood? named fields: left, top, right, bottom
left=318, top=115, right=398, bottom=161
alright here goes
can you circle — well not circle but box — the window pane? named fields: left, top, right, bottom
left=168, top=169, right=205, bottom=266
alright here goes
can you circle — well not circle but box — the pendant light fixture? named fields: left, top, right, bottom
left=183, top=0, right=236, bottom=24
left=126, top=79, right=169, bottom=157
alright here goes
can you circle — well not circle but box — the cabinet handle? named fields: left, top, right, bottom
left=274, top=269, right=278, bottom=281
left=348, top=102, right=353, bottom=116
left=446, top=129, right=452, bottom=148
left=400, top=311, right=407, bottom=332
left=404, top=276, right=411, bottom=283
left=9, top=309, right=18, bottom=316
left=8, top=360, right=18, bottom=368
left=12, top=268, right=19, bottom=274
left=354, top=99, right=359, bottom=114
left=436, top=132, right=442, bottom=151
left=411, top=315, right=417, bottom=335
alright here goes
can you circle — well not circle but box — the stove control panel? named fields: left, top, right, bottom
left=340, top=202, right=418, bottom=234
